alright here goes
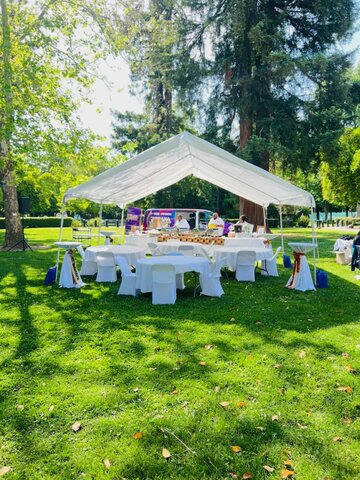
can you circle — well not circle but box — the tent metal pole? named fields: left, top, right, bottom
left=311, top=206, right=317, bottom=284
left=55, top=199, right=66, bottom=281
left=98, top=202, right=103, bottom=245
left=120, top=206, right=125, bottom=226
left=262, top=206, right=267, bottom=231
left=279, top=202, right=284, bottom=256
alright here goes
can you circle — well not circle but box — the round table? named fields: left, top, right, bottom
left=54, top=242, right=85, bottom=288
left=154, top=240, right=214, bottom=256
left=213, top=246, right=273, bottom=271
left=135, top=256, right=210, bottom=293
left=286, top=242, right=317, bottom=291
left=99, top=231, right=116, bottom=245
left=224, top=237, right=266, bottom=248
left=84, top=245, right=145, bottom=268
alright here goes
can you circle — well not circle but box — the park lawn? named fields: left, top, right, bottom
left=0, top=227, right=359, bottom=480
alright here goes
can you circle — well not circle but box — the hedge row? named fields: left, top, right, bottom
left=0, top=217, right=73, bottom=229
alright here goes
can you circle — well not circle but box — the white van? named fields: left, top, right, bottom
left=143, top=208, right=213, bottom=231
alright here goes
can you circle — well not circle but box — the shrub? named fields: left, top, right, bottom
left=86, top=217, right=100, bottom=227
left=0, top=217, right=73, bottom=229
left=296, top=215, right=310, bottom=227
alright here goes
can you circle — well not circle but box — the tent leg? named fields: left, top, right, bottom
left=56, top=199, right=66, bottom=281
left=121, top=207, right=125, bottom=226
left=311, top=207, right=317, bottom=284
left=98, top=202, right=103, bottom=245
left=262, top=206, right=267, bottom=232
left=279, top=203, right=284, bottom=257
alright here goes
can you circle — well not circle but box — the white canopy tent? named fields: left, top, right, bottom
left=58, top=131, right=317, bottom=277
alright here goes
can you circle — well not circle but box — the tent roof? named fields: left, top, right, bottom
left=64, top=131, right=315, bottom=208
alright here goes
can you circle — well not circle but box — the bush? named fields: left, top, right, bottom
left=0, top=217, right=73, bottom=229
left=86, top=217, right=100, bottom=227
left=296, top=215, right=310, bottom=227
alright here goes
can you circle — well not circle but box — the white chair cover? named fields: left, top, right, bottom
left=201, top=256, right=225, bottom=297
left=116, top=256, right=137, bottom=296
left=261, top=246, right=281, bottom=277
left=178, top=245, right=195, bottom=256
left=96, top=252, right=117, bottom=282
left=235, top=250, right=256, bottom=282
left=166, top=252, right=185, bottom=289
left=148, top=242, right=160, bottom=256
left=151, top=264, right=177, bottom=304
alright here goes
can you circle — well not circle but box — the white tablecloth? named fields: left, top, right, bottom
left=125, top=234, right=156, bottom=254
left=155, top=240, right=214, bottom=255
left=333, top=239, right=353, bottom=251
left=213, top=246, right=273, bottom=271
left=135, top=256, right=210, bottom=293
left=84, top=245, right=145, bottom=267
left=286, top=243, right=316, bottom=291
left=224, top=237, right=266, bottom=248
left=54, top=242, right=84, bottom=288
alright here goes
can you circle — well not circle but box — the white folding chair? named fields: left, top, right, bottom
left=148, top=242, right=160, bottom=256
left=261, top=246, right=281, bottom=276
left=116, top=256, right=137, bottom=296
left=201, top=256, right=226, bottom=297
left=166, top=252, right=185, bottom=289
left=95, top=252, right=117, bottom=282
left=151, top=264, right=177, bottom=304
left=235, top=250, right=256, bottom=282
left=178, top=245, right=194, bottom=256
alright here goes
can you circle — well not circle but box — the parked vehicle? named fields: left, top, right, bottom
left=142, top=208, right=233, bottom=235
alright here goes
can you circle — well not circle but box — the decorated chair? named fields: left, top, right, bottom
left=166, top=252, right=185, bottom=289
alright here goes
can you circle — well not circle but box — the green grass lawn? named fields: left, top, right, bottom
left=0, top=227, right=359, bottom=480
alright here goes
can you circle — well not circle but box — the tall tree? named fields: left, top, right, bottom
left=0, top=0, right=123, bottom=247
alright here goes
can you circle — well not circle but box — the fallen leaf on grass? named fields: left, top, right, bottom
left=133, top=431, right=143, bottom=440
left=283, top=460, right=292, bottom=467
left=0, top=467, right=11, bottom=477
left=337, top=386, right=352, bottom=393
left=170, top=389, right=179, bottom=395
left=103, top=458, right=111, bottom=469
left=263, top=465, right=274, bottom=473
left=242, top=473, right=252, bottom=479
left=230, top=445, right=242, bottom=453
left=332, top=436, right=342, bottom=442
left=342, top=416, right=353, bottom=424
left=228, top=473, right=238, bottom=479
left=15, top=404, right=24, bottom=411
left=236, top=401, right=246, bottom=408
left=299, top=351, right=306, bottom=358
left=214, top=386, right=221, bottom=393
left=341, top=352, right=349, bottom=358
left=281, top=470, right=295, bottom=478
left=256, top=426, right=265, bottom=431
left=272, top=415, right=279, bottom=421
left=297, top=423, right=307, bottom=429
left=48, top=405, right=54, bottom=412
left=162, top=448, right=171, bottom=459
left=345, top=365, right=356, bottom=373
left=220, top=401, right=230, bottom=408
left=198, top=361, right=206, bottom=366
left=230, top=317, right=236, bottom=322
left=71, top=421, right=82, bottom=432
left=205, top=344, right=214, bottom=350
left=274, top=364, right=281, bottom=369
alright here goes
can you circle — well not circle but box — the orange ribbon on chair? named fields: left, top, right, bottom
left=288, top=252, right=305, bottom=288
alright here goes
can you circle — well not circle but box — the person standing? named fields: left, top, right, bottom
left=207, top=212, right=225, bottom=235
left=174, top=214, right=190, bottom=229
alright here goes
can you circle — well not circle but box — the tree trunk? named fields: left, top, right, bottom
left=1, top=0, right=23, bottom=248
